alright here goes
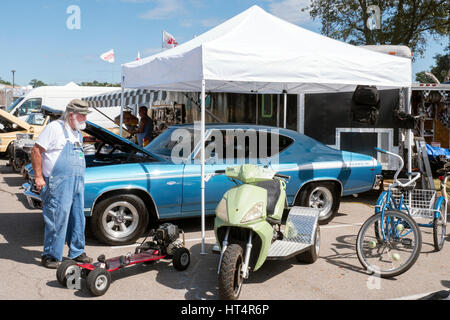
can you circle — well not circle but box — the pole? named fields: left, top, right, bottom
left=120, top=76, right=125, bottom=137
left=405, top=86, right=412, bottom=176
left=283, top=90, right=287, bottom=129
left=200, top=78, right=206, bottom=255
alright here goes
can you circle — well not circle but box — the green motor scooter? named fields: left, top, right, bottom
left=213, top=164, right=321, bottom=300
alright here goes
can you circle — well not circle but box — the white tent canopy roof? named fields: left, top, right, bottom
left=122, top=5, right=411, bottom=93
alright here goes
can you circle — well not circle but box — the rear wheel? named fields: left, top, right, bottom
left=433, top=199, right=447, bottom=252
left=218, top=244, right=244, bottom=300
left=296, top=226, right=320, bottom=263
left=173, top=247, right=190, bottom=271
left=299, top=182, right=339, bottom=225
left=56, top=259, right=79, bottom=288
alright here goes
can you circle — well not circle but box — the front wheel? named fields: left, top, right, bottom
left=433, top=199, right=447, bottom=252
left=90, top=194, right=149, bottom=246
left=86, top=268, right=111, bottom=296
left=299, top=182, right=339, bottom=225
left=356, top=210, right=422, bottom=278
left=218, top=244, right=244, bottom=300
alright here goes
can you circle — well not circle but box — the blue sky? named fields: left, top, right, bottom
left=0, top=0, right=447, bottom=86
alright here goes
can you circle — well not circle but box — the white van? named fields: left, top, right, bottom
left=7, top=82, right=121, bottom=128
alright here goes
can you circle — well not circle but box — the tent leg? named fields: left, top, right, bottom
left=120, top=78, right=125, bottom=137
left=201, top=79, right=206, bottom=255
left=405, top=87, right=412, bottom=176
left=283, top=90, right=287, bottom=129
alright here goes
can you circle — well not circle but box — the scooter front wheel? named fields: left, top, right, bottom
left=218, top=244, right=244, bottom=300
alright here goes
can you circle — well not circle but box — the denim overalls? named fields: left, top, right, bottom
left=41, top=122, right=86, bottom=261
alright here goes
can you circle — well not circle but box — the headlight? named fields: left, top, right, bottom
left=241, top=202, right=264, bottom=223
left=216, top=198, right=228, bottom=222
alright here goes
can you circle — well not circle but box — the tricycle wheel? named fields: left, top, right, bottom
left=173, top=247, right=190, bottom=271
left=218, top=244, right=244, bottom=300
left=433, top=200, right=447, bottom=252
left=296, top=226, right=320, bottom=263
left=86, top=268, right=111, bottom=296
left=56, top=259, right=79, bottom=288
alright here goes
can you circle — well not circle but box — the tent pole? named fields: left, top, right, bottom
left=283, top=90, right=287, bottom=128
left=120, top=77, right=125, bottom=137
left=200, top=78, right=206, bottom=255
left=406, top=86, right=412, bottom=177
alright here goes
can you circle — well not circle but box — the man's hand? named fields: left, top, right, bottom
left=31, top=143, right=46, bottom=192
left=35, top=176, right=46, bottom=192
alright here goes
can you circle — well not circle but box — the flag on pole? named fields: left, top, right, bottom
left=100, top=49, right=115, bottom=63
left=162, top=30, right=178, bottom=49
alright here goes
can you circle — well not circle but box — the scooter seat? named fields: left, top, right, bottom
left=256, top=180, right=281, bottom=217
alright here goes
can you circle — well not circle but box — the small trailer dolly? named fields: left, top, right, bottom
left=56, top=223, right=190, bottom=296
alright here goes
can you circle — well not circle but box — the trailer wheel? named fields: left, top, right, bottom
left=173, top=247, right=190, bottom=271
left=296, top=226, right=320, bottom=264
left=86, top=268, right=111, bottom=296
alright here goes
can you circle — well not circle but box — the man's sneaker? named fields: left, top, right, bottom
left=73, top=253, right=93, bottom=264
left=41, top=256, right=60, bottom=269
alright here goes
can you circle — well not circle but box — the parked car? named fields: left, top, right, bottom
left=23, top=122, right=382, bottom=245
left=0, top=107, right=56, bottom=160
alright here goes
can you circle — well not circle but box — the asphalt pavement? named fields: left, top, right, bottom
left=0, top=159, right=449, bottom=301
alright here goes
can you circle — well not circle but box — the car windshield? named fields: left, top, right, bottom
left=6, top=97, right=24, bottom=113
left=26, top=113, right=46, bottom=125
left=145, top=127, right=196, bottom=160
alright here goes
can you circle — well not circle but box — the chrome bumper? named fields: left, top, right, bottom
left=372, top=174, right=384, bottom=190
left=22, top=182, right=42, bottom=209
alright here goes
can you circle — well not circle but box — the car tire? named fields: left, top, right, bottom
left=299, top=182, right=339, bottom=225
left=90, top=194, right=149, bottom=246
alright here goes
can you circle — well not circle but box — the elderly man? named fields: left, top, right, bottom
left=31, top=99, right=93, bottom=269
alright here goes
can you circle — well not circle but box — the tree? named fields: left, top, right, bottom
left=29, top=79, right=47, bottom=88
left=79, top=81, right=120, bottom=87
left=415, top=44, right=450, bottom=83
left=304, top=0, right=449, bottom=58
left=0, top=78, right=11, bottom=86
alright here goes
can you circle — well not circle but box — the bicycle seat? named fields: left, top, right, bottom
left=396, top=178, right=416, bottom=191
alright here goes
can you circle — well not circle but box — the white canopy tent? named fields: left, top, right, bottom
left=121, top=5, right=412, bottom=253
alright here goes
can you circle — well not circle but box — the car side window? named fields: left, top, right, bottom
left=196, top=129, right=294, bottom=161
left=14, top=98, right=42, bottom=117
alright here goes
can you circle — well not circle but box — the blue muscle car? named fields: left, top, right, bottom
left=24, top=121, right=382, bottom=245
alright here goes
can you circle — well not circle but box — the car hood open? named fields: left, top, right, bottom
left=0, top=108, right=31, bottom=130
left=83, top=121, right=164, bottom=161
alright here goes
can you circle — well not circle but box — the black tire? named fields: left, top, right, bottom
left=173, top=247, right=190, bottom=271
left=86, top=268, right=111, bottom=297
left=299, top=182, right=340, bottom=225
left=296, top=227, right=320, bottom=263
left=218, top=244, right=244, bottom=300
left=356, top=210, right=422, bottom=278
left=433, top=200, right=447, bottom=252
left=56, top=259, right=79, bottom=288
left=90, top=194, right=149, bottom=246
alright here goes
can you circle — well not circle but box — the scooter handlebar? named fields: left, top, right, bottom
left=275, top=173, right=291, bottom=180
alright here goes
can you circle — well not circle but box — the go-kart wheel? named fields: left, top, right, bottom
left=56, top=259, right=79, bottom=288
left=86, top=268, right=111, bottom=296
left=173, top=247, right=190, bottom=271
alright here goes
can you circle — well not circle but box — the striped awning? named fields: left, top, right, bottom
left=82, top=89, right=168, bottom=108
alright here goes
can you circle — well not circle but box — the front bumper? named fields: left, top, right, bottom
left=22, top=182, right=42, bottom=209
left=372, top=174, right=384, bottom=190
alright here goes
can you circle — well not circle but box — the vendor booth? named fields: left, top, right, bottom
left=121, top=5, right=412, bottom=253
